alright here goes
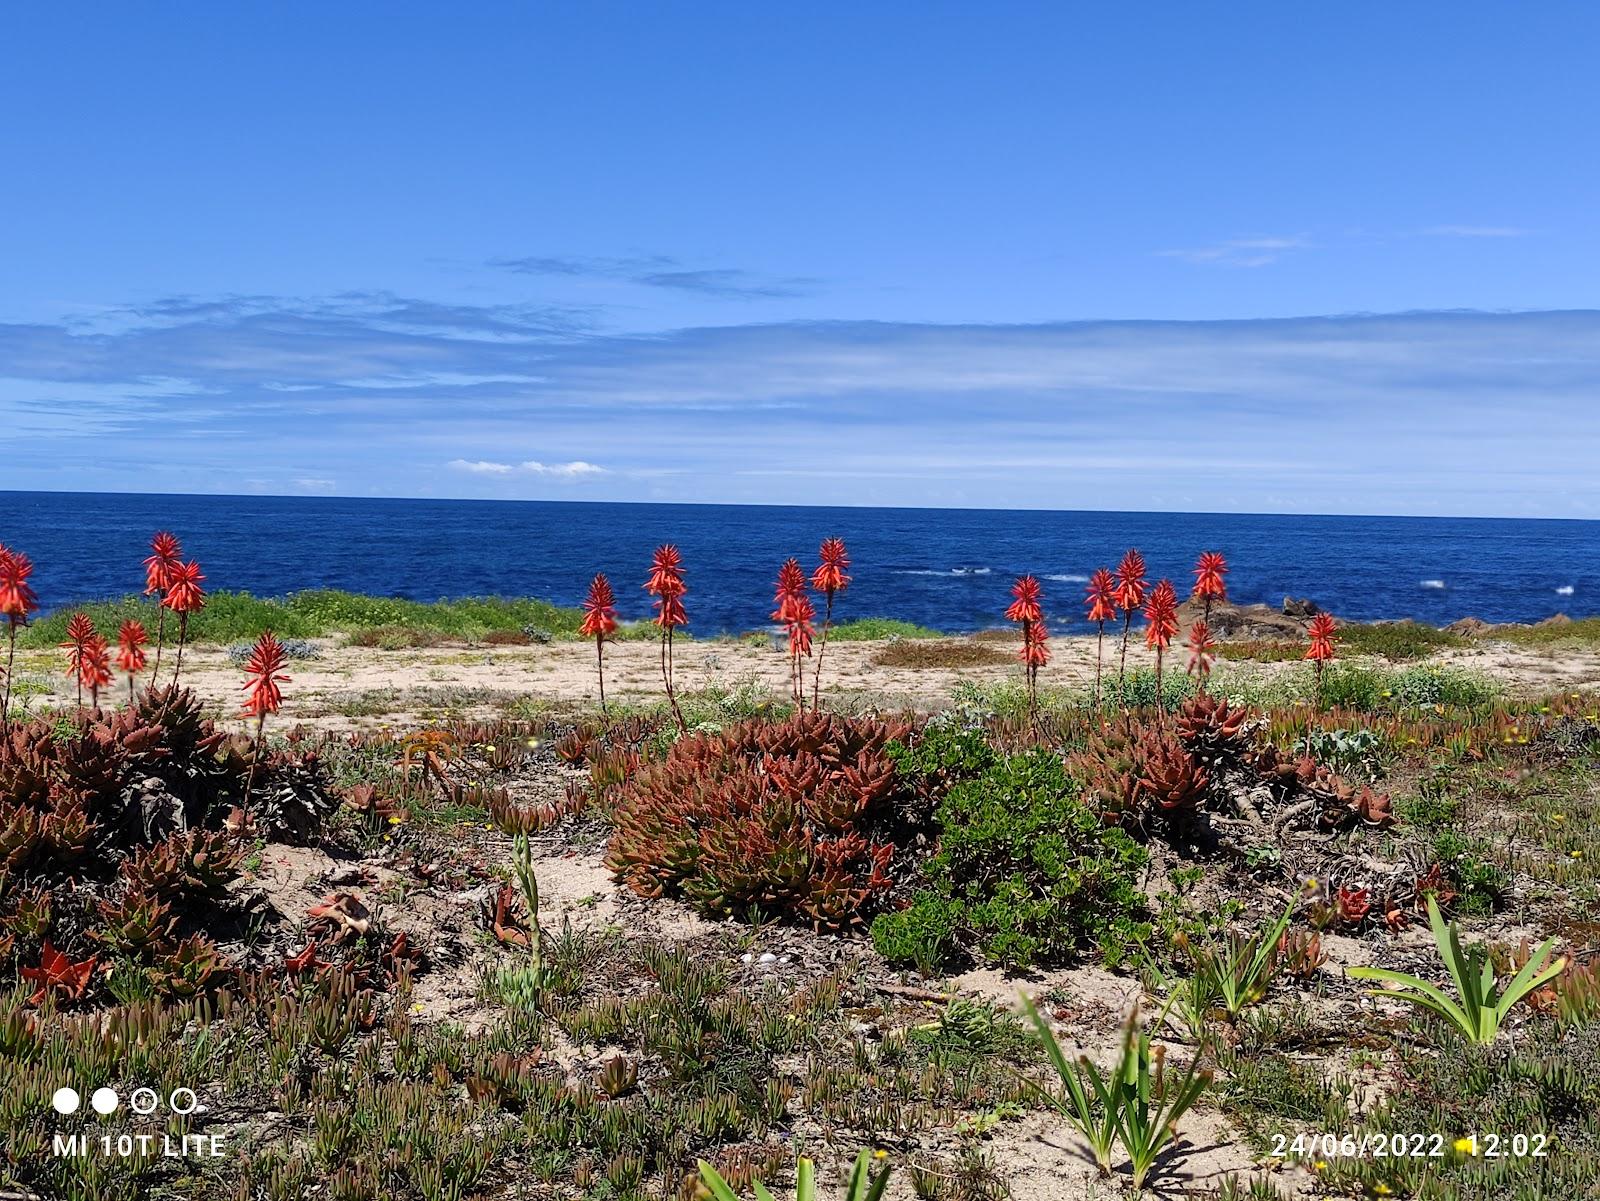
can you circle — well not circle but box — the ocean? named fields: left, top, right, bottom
left=0, top=492, right=1595, bottom=634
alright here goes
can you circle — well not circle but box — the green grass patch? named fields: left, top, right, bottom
left=1494, top=616, right=1600, bottom=649
left=20, top=589, right=596, bottom=648
left=1339, top=621, right=1469, bottom=660
left=827, top=617, right=943, bottom=641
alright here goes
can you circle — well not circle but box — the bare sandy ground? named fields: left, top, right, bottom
left=9, top=630, right=1600, bottom=733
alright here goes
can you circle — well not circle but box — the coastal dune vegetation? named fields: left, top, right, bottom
left=0, top=530, right=1597, bottom=1200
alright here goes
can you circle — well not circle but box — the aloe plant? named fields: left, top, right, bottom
left=1349, top=897, right=1566, bottom=1044
left=696, top=1150, right=890, bottom=1201
left=1021, top=994, right=1211, bottom=1189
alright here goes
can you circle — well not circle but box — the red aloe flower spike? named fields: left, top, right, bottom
left=80, top=631, right=113, bottom=710
left=60, top=612, right=98, bottom=710
left=21, top=941, right=98, bottom=1007
left=1084, top=567, right=1117, bottom=712
left=1006, top=575, right=1047, bottom=720
left=116, top=620, right=149, bottom=703
left=143, top=531, right=183, bottom=680
left=1185, top=619, right=1217, bottom=689
left=580, top=573, right=619, bottom=715
left=773, top=559, right=814, bottom=709
left=161, top=560, right=206, bottom=685
left=644, top=545, right=687, bottom=733
left=809, top=538, right=850, bottom=709
left=1305, top=611, right=1339, bottom=709
left=1143, top=580, right=1179, bottom=711
left=241, top=631, right=290, bottom=809
left=0, top=544, right=40, bottom=723
left=1113, top=549, right=1147, bottom=686
left=1192, top=551, right=1228, bottom=621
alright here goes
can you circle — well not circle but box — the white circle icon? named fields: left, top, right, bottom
left=90, top=1087, right=119, bottom=1115
left=51, top=1087, right=80, bottom=1115
left=129, top=1088, right=159, bottom=1115
left=169, top=1088, right=198, bottom=1115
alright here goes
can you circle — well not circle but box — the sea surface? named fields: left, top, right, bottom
left=1, top=492, right=1596, bottom=634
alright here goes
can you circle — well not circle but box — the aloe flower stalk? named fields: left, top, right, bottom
left=1113, top=549, right=1148, bottom=686
left=60, top=613, right=101, bottom=709
left=579, top=573, right=619, bottom=715
left=1191, top=551, right=1228, bottom=623
left=773, top=558, right=815, bottom=710
left=116, top=620, right=149, bottom=704
left=1143, top=580, right=1179, bottom=711
left=240, top=630, right=290, bottom=810
left=161, top=560, right=206, bottom=685
left=1305, top=612, right=1338, bottom=708
left=1006, top=575, right=1046, bottom=720
left=1085, top=567, right=1117, bottom=712
left=809, top=537, right=850, bottom=709
left=142, top=532, right=182, bottom=679
left=645, top=545, right=688, bottom=733
left=0, top=545, right=40, bottom=723
left=1185, top=619, right=1217, bottom=690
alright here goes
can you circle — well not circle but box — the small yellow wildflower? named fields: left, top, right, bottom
left=1313, top=1160, right=1328, bottom=1171
left=1552, top=813, right=1566, bottom=822
left=1453, top=1136, right=1475, bottom=1155
left=1571, top=850, right=1583, bottom=860
left=1373, top=1185, right=1393, bottom=1197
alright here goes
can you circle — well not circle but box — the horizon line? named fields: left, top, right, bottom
left=2, top=487, right=1596, bottom=526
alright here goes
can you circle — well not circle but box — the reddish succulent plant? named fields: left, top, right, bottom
left=22, top=941, right=98, bottom=1007
left=1335, top=884, right=1371, bottom=926
left=579, top=573, right=619, bottom=714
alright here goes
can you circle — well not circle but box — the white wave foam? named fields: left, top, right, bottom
left=1420, top=579, right=1446, bottom=590
left=892, top=567, right=992, bottom=577
left=1557, top=585, right=1575, bottom=596
left=1045, top=573, right=1089, bottom=583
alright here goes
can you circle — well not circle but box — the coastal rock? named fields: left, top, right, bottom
left=1445, top=617, right=1492, bottom=638
left=1537, top=613, right=1573, bottom=627
left=1282, top=597, right=1321, bottom=618
left=1178, top=599, right=1305, bottom=639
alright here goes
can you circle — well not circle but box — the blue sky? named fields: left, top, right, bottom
left=2, top=3, right=1597, bottom=516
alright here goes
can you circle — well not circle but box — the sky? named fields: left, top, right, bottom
left=2, top=3, right=1598, bottom=517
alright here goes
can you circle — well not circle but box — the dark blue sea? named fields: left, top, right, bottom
left=1, top=492, right=1595, bottom=634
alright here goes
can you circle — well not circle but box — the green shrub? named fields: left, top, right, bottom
left=873, top=731, right=1149, bottom=972
left=1339, top=621, right=1467, bottom=661
left=1101, top=668, right=1196, bottom=711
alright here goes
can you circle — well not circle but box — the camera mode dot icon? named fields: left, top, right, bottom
left=91, top=1087, right=120, bottom=1115
left=50, top=1087, right=80, bottom=1115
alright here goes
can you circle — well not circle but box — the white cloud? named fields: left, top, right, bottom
left=520, top=460, right=606, bottom=477
left=448, top=458, right=605, bottom=478
left=1420, top=225, right=1529, bottom=238
left=1157, top=236, right=1309, bottom=268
